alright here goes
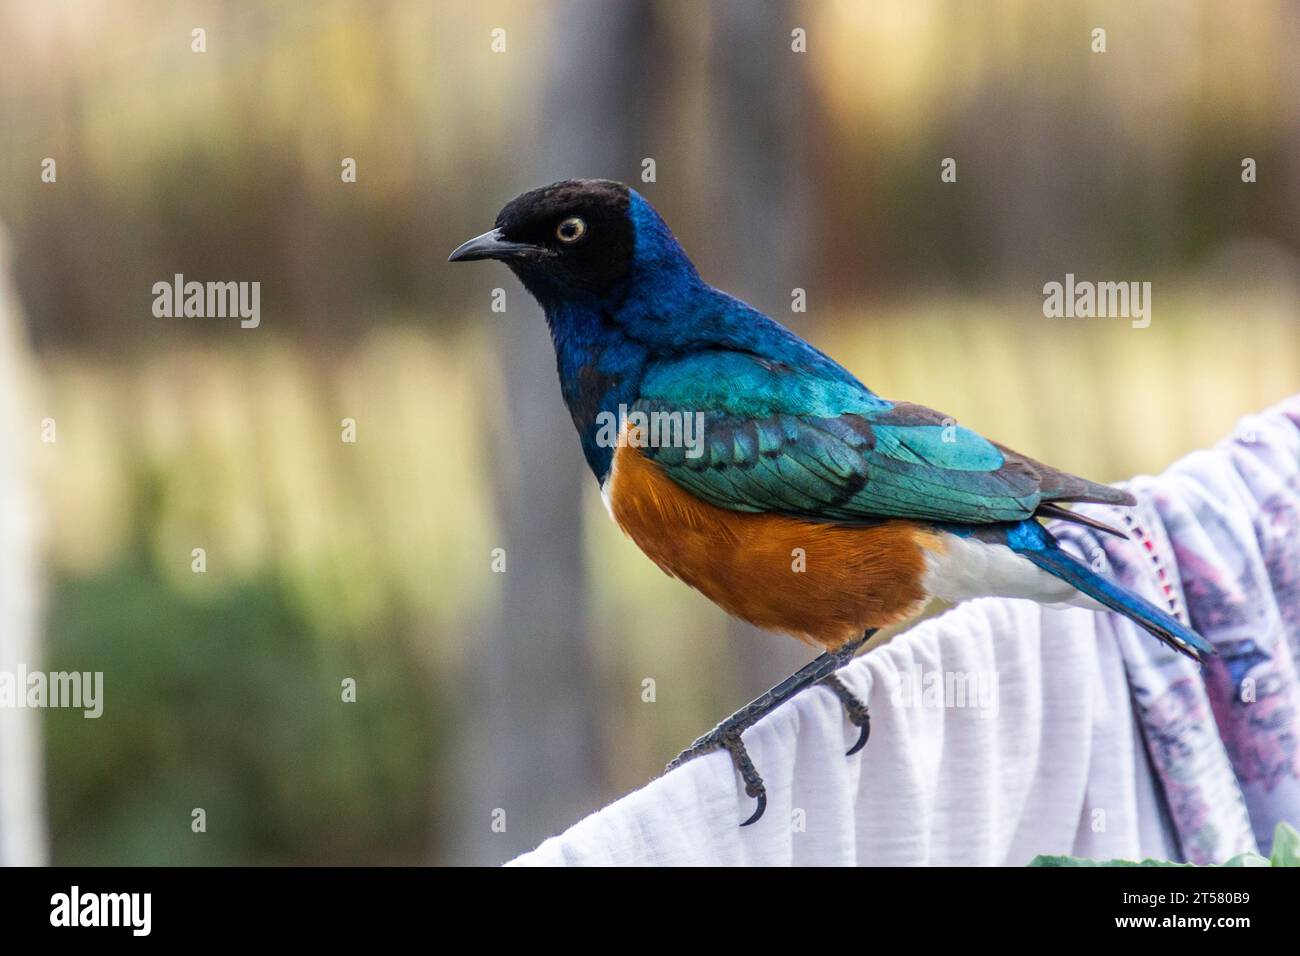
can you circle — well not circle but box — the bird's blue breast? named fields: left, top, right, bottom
left=544, top=298, right=647, bottom=480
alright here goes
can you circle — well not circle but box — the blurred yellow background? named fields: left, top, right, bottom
left=0, top=0, right=1296, bottom=864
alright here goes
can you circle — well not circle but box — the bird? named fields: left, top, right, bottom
left=449, top=179, right=1213, bottom=825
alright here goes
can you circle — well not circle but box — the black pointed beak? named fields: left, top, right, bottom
left=447, top=228, right=547, bottom=263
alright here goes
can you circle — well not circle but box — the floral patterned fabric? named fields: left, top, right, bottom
left=1056, top=396, right=1300, bottom=863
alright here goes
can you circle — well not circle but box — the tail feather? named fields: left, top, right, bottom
left=1009, top=524, right=1214, bottom=662
left=1034, top=502, right=1129, bottom=539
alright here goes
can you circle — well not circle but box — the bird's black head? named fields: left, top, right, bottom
left=448, top=179, right=635, bottom=299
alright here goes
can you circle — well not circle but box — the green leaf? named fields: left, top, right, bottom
left=1029, top=846, right=1278, bottom=867
left=1028, top=855, right=1194, bottom=867
left=1221, top=852, right=1272, bottom=867
left=1269, top=822, right=1300, bottom=867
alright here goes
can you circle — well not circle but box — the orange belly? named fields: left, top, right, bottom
left=606, top=442, right=943, bottom=650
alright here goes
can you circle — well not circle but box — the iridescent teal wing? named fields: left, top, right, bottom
left=634, top=350, right=1127, bottom=524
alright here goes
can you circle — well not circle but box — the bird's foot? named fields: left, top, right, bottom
left=666, top=724, right=767, bottom=826
left=664, top=629, right=876, bottom=827
left=819, top=673, right=871, bottom=756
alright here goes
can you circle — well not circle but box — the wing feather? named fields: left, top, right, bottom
left=634, top=351, right=1126, bottom=525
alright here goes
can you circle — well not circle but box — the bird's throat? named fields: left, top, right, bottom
left=543, top=299, right=649, bottom=482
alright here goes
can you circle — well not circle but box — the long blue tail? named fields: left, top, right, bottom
left=1004, top=521, right=1214, bottom=663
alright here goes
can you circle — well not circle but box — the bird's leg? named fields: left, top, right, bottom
left=666, top=629, right=876, bottom=826
left=819, top=673, right=871, bottom=756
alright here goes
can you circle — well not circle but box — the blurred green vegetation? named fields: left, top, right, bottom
left=47, top=558, right=441, bottom=865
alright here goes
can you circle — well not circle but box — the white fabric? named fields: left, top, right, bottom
left=510, top=597, right=1178, bottom=866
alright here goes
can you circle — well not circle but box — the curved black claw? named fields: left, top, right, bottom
left=846, top=715, right=871, bottom=756
left=740, top=791, right=767, bottom=827
left=821, top=673, right=871, bottom=756
left=720, top=732, right=768, bottom=826
left=667, top=726, right=769, bottom=826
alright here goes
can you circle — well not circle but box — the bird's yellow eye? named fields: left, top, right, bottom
left=556, top=216, right=586, bottom=243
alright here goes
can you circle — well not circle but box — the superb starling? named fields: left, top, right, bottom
left=450, top=179, right=1211, bottom=825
